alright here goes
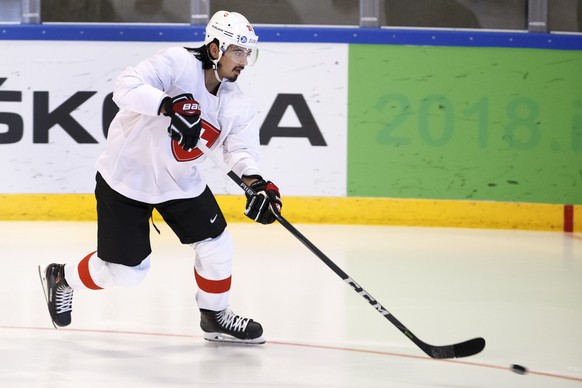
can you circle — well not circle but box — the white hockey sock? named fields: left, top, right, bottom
left=64, top=251, right=151, bottom=290
left=192, top=230, right=234, bottom=311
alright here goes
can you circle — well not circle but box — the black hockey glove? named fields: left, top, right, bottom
left=162, top=93, right=201, bottom=151
left=244, top=178, right=282, bottom=225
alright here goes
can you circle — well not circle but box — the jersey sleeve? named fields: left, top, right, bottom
left=221, top=92, right=263, bottom=178
left=112, top=47, right=189, bottom=116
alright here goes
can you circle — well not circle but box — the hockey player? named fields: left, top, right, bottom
left=38, top=10, right=281, bottom=344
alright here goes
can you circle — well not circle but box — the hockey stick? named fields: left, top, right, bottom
left=197, top=142, right=485, bottom=359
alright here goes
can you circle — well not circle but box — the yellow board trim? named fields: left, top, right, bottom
left=574, top=205, right=582, bottom=233
left=0, top=194, right=578, bottom=232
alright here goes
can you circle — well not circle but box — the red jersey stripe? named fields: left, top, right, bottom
left=194, top=268, right=231, bottom=294
left=78, top=251, right=104, bottom=290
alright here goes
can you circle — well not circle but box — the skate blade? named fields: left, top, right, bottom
left=203, top=332, right=266, bottom=345
left=37, top=265, right=58, bottom=329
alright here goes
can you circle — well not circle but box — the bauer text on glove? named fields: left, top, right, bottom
left=162, top=93, right=201, bottom=151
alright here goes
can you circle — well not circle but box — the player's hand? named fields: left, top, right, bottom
left=162, top=94, right=201, bottom=151
left=244, top=179, right=282, bottom=224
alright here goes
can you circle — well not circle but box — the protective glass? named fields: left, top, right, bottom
left=222, top=44, right=259, bottom=66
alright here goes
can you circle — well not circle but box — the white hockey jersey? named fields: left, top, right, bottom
left=96, top=46, right=262, bottom=204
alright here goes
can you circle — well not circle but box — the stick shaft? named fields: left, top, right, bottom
left=198, top=143, right=422, bottom=342
left=197, top=142, right=484, bottom=359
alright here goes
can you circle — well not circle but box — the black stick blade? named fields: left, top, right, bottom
left=422, top=337, right=485, bottom=359
left=453, top=337, right=486, bottom=358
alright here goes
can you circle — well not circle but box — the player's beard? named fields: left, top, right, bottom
left=218, top=62, right=243, bottom=82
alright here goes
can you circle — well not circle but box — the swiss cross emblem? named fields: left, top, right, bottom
left=172, top=119, right=221, bottom=162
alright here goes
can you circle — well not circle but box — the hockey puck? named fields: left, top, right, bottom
left=510, top=364, right=528, bottom=375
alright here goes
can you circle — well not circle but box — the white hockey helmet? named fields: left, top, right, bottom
left=204, top=10, right=259, bottom=66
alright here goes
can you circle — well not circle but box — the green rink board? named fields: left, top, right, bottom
left=348, top=44, right=582, bottom=204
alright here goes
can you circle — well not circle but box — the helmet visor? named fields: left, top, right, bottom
left=222, top=44, right=259, bottom=66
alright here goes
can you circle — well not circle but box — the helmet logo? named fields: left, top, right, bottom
left=204, top=11, right=258, bottom=49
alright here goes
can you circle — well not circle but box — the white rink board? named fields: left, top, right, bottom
left=0, top=41, right=347, bottom=196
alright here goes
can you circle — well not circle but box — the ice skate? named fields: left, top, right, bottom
left=38, top=264, right=74, bottom=328
left=200, top=308, right=265, bottom=344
